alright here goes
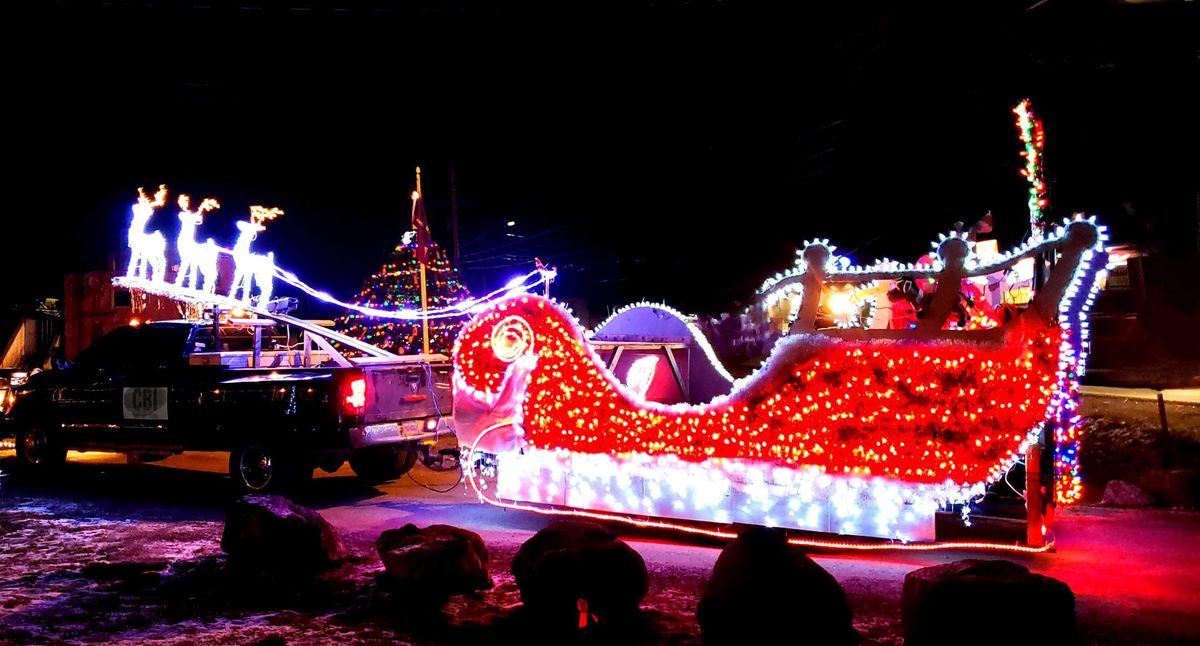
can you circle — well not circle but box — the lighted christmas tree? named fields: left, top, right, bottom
left=338, top=233, right=471, bottom=355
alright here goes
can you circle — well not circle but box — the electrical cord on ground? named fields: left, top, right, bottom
left=1003, top=459, right=1028, bottom=500
left=407, top=468, right=463, bottom=494
left=421, top=360, right=461, bottom=470
left=403, top=359, right=464, bottom=493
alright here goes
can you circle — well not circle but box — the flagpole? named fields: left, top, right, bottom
left=414, top=167, right=431, bottom=356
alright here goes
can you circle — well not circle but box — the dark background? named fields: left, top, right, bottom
left=11, top=0, right=1198, bottom=320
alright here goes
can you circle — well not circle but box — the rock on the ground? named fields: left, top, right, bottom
left=376, top=523, right=493, bottom=599
left=903, top=559, right=1076, bottom=645
left=1100, top=479, right=1155, bottom=507
left=221, top=494, right=345, bottom=573
left=697, top=526, right=857, bottom=645
left=1140, top=468, right=1200, bottom=508
left=511, top=520, right=648, bottom=631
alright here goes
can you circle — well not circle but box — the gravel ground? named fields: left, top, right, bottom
left=2, top=389, right=1199, bottom=645
left=0, top=494, right=706, bottom=646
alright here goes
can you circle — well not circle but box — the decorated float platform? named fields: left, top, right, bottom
left=109, top=178, right=1109, bottom=552
left=452, top=216, right=1110, bottom=552
left=103, top=102, right=1112, bottom=553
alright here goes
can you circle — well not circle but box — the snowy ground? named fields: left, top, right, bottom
left=2, top=448, right=1199, bottom=645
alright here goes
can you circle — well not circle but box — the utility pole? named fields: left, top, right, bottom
left=415, top=167, right=431, bottom=357
left=450, top=161, right=461, bottom=268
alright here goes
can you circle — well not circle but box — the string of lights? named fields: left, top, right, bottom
left=337, top=240, right=472, bottom=355
left=1014, top=98, right=1049, bottom=234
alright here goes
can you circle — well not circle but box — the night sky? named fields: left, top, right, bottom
left=13, top=0, right=1198, bottom=320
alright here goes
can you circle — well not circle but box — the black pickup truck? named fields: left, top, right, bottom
left=4, top=320, right=452, bottom=492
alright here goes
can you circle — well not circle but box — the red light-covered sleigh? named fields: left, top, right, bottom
left=452, top=217, right=1108, bottom=550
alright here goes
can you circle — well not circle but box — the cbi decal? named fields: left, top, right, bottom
left=122, top=387, right=169, bottom=420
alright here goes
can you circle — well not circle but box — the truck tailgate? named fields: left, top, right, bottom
left=361, top=362, right=453, bottom=424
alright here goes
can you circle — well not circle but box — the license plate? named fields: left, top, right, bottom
left=363, top=420, right=428, bottom=442
left=400, top=419, right=427, bottom=437
left=123, top=387, right=169, bottom=420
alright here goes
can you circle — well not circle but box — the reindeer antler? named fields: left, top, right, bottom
left=249, top=205, right=284, bottom=228
left=137, top=184, right=168, bottom=208
left=178, top=195, right=222, bottom=219
left=197, top=198, right=221, bottom=215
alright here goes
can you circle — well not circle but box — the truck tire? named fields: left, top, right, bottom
left=14, top=426, right=67, bottom=474
left=349, top=445, right=419, bottom=485
left=229, top=440, right=313, bottom=494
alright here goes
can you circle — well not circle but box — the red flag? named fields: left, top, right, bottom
left=411, top=189, right=433, bottom=266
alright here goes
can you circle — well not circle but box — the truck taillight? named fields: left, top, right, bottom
left=344, top=377, right=367, bottom=413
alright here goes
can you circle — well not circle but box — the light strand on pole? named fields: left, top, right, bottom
left=1014, top=98, right=1049, bottom=235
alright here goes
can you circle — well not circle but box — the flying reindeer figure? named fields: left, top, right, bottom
left=174, top=195, right=221, bottom=293
left=127, top=185, right=169, bottom=282
left=229, top=205, right=282, bottom=305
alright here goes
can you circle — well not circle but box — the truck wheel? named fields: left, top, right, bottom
left=349, top=445, right=419, bottom=485
left=229, top=441, right=313, bottom=494
left=14, top=426, right=67, bottom=473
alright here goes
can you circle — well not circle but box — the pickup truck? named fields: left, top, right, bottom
left=4, top=319, right=452, bottom=492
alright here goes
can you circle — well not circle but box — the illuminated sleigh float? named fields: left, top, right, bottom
left=453, top=217, right=1108, bottom=546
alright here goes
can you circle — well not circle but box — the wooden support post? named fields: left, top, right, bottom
left=1043, top=423, right=1057, bottom=527
left=1026, top=442, right=1044, bottom=547
left=211, top=304, right=220, bottom=351
left=1159, top=391, right=1173, bottom=468
left=252, top=326, right=262, bottom=369
left=307, top=330, right=353, bottom=368
left=609, top=346, right=625, bottom=372
left=792, top=264, right=825, bottom=333
left=663, top=346, right=689, bottom=402
left=303, top=333, right=312, bottom=368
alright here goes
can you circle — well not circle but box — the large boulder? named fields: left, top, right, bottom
left=376, top=523, right=493, bottom=599
left=1140, top=468, right=1200, bottom=508
left=697, top=526, right=857, bottom=645
left=903, top=559, right=1076, bottom=645
left=1100, top=479, right=1154, bottom=507
left=511, top=520, right=648, bottom=632
left=221, top=494, right=345, bottom=574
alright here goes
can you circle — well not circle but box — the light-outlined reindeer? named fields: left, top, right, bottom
left=174, top=195, right=222, bottom=293
left=127, top=185, right=169, bottom=282
left=229, top=205, right=283, bottom=305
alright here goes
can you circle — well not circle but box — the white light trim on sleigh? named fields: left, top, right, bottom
left=756, top=214, right=1104, bottom=294
left=492, top=449, right=943, bottom=541
left=588, top=301, right=736, bottom=383
left=463, top=422, right=1056, bottom=553
left=757, top=238, right=843, bottom=294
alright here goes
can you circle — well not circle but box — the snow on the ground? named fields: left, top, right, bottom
left=0, top=499, right=711, bottom=645
left=4, top=445, right=1198, bottom=645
